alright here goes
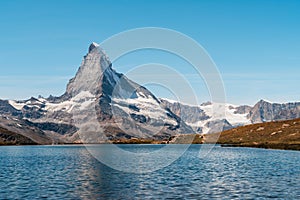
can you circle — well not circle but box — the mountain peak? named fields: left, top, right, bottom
left=65, top=42, right=111, bottom=97
left=257, top=99, right=273, bottom=105
left=88, top=42, right=100, bottom=53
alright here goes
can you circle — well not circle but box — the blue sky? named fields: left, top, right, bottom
left=0, top=0, right=299, bottom=105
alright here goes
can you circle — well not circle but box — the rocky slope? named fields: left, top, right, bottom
left=0, top=115, right=52, bottom=145
left=249, top=100, right=300, bottom=123
left=0, top=126, right=36, bottom=145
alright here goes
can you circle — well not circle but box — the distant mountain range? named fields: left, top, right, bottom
left=0, top=43, right=299, bottom=144
left=160, top=98, right=300, bottom=134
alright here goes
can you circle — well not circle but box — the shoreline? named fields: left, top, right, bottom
left=1, top=142, right=299, bottom=151
left=220, top=143, right=300, bottom=151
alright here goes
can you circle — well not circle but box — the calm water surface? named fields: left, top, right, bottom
left=0, top=145, right=299, bottom=199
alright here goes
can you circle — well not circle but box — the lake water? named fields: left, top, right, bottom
left=0, top=145, right=299, bottom=199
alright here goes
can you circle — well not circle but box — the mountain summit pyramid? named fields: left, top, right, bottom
left=65, top=42, right=194, bottom=142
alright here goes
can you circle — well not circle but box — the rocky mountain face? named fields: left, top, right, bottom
left=160, top=99, right=210, bottom=124
left=0, top=43, right=299, bottom=144
left=249, top=100, right=300, bottom=123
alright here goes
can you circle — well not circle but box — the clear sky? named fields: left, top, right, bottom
left=0, top=0, right=299, bottom=105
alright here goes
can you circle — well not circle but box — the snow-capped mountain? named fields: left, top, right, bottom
left=1, top=43, right=300, bottom=144
left=160, top=99, right=251, bottom=134
left=3, top=43, right=193, bottom=143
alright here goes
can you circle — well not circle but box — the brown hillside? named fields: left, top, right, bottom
left=205, top=118, right=300, bottom=150
left=0, top=126, right=37, bottom=145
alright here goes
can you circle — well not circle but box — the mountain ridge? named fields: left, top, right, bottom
left=161, top=98, right=300, bottom=134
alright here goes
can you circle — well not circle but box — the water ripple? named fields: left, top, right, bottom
left=0, top=145, right=299, bottom=199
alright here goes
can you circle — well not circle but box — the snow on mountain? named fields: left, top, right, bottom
left=9, top=100, right=26, bottom=110
left=161, top=98, right=250, bottom=134
left=161, top=98, right=300, bottom=134
left=112, top=95, right=177, bottom=125
left=45, top=91, right=96, bottom=113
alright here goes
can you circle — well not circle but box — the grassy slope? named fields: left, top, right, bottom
left=205, top=118, right=300, bottom=150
